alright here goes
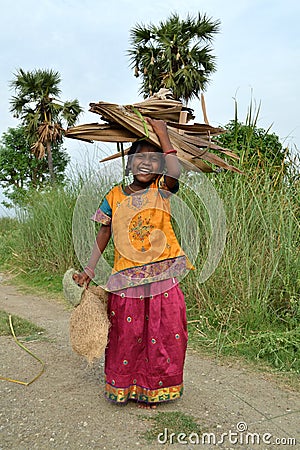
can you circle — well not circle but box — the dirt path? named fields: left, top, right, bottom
left=0, top=275, right=299, bottom=450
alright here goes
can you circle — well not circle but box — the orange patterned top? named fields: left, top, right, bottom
left=91, top=176, right=192, bottom=290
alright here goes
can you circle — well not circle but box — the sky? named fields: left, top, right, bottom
left=0, top=0, right=299, bottom=215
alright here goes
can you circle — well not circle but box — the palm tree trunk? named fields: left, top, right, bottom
left=46, top=140, right=55, bottom=183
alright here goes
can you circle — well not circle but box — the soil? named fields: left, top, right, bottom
left=0, top=273, right=299, bottom=450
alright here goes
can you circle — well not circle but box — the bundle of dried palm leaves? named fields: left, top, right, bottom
left=65, top=90, right=241, bottom=173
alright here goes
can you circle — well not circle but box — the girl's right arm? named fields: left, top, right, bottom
left=146, top=118, right=181, bottom=189
left=73, top=224, right=111, bottom=287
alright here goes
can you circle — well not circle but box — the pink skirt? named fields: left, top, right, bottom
left=104, top=278, right=188, bottom=404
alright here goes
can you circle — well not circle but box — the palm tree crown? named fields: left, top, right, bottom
left=10, top=68, right=83, bottom=181
left=128, top=12, right=220, bottom=104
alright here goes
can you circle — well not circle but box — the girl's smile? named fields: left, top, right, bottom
left=131, top=146, right=163, bottom=183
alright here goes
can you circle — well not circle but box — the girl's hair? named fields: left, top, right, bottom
left=125, top=139, right=164, bottom=176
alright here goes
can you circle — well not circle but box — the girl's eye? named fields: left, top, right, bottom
left=133, top=153, right=160, bottom=163
left=150, top=154, right=160, bottom=160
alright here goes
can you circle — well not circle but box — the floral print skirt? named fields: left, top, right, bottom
left=104, top=278, right=188, bottom=404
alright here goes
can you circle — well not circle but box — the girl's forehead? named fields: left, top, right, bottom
left=136, top=144, right=161, bottom=153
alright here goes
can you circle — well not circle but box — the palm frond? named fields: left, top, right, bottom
left=65, top=94, right=242, bottom=174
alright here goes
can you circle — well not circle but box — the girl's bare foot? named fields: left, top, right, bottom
left=137, top=403, right=157, bottom=409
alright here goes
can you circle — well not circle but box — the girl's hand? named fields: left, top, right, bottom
left=72, top=271, right=91, bottom=287
left=145, top=117, right=173, bottom=151
left=145, top=117, right=168, bottom=138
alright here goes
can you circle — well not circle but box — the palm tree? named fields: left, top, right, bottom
left=10, top=68, right=83, bottom=182
left=128, top=12, right=220, bottom=104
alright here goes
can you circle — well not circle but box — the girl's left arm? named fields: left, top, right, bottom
left=146, top=117, right=181, bottom=190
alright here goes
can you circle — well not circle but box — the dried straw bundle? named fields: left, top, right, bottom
left=69, top=285, right=109, bottom=364
left=65, top=89, right=242, bottom=173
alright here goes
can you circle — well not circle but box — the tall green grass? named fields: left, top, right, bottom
left=0, top=157, right=299, bottom=373
left=0, top=163, right=118, bottom=290
left=182, top=171, right=299, bottom=372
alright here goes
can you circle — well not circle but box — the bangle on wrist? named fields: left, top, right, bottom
left=84, top=266, right=95, bottom=278
left=163, top=149, right=177, bottom=156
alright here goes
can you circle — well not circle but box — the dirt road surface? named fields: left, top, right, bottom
left=0, top=275, right=299, bottom=449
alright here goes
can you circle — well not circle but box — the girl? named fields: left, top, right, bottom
left=74, top=118, right=191, bottom=409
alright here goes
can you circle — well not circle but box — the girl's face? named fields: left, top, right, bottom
left=130, top=144, right=163, bottom=183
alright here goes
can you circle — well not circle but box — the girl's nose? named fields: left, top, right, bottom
left=141, top=155, right=152, bottom=166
